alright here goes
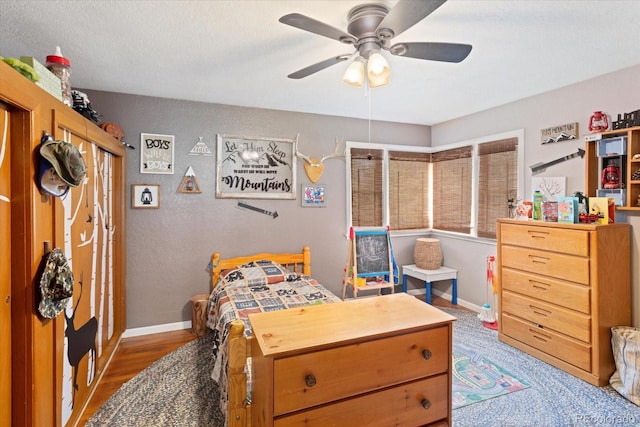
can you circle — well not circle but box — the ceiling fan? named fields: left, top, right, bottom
left=279, top=0, right=472, bottom=83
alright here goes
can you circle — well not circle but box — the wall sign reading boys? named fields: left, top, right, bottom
left=216, top=134, right=297, bottom=199
left=140, top=133, right=174, bottom=174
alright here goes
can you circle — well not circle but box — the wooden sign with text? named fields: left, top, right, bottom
left=216, top=134, right=297, bottom=199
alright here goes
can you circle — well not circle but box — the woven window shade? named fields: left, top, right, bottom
left=478, top=138, right=518, bottom=238
left=389, top=151, right=430, bottom=230
left=432, top=146, right=472, bottom=233
left=351, top=148, right=383, bottom=227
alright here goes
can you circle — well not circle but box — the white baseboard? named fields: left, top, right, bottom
left=122, top=292, right=482, bottom=338
left=406, top=288, right=481, bottom=313
left=123, top=320, right=192, bottom=338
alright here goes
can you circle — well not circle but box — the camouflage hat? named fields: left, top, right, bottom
left=39, top=156, right=70, bottom=197
left=38, top=248, right=74, bottom=319
left=40, top=140, right=87, bottom=187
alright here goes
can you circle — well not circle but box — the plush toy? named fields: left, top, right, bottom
left=1, top=56, right=39, bottom=82
left=100, top=122, right=125, bottom=142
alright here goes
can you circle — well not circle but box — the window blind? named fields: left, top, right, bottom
left=350, top=148, right=383, bottom=227
left=389, top=151, right=430, bottom=230
left=431, top=146, right=472, bottom=233
left=477, top=138, right=518, bottom=238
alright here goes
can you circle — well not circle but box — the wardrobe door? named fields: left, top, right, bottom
left=53, top=109, right=125, bottom=426
left=0, top=102, right=12, bottom=427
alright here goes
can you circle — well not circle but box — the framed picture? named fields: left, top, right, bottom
left=302, top=184, right=326, bottom=207
left=532, top=176, right=566, bottom=201
left=131, top=184, right=160, bottom=209
left=140, top=133, right=174, bottom=174
left=216, top=134, right=297, bottom=199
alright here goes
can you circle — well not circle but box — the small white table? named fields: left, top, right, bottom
left=402, top=264, right=458, bottom=305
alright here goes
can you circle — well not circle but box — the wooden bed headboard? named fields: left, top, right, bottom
left=210, top=246, right=311, bottom=289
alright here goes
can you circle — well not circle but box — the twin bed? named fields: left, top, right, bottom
left=205, top=246, right=341, bottom=427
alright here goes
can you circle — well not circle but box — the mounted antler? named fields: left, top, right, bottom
left=296, top=137, right=345, bottom=183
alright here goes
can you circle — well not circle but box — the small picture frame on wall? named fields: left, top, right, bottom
left=301, top=184, right=326, bottom=207
left=132, top=184, right=160, bottom=209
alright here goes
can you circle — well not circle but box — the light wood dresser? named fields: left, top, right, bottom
left=497, top=218, right=631, bottom=386
left=250, top=293, right=455, bottom=427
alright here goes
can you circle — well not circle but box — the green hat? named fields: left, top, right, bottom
left=38, top=248, right=74, bottom=319
left=39, top=140, right=87, bottom=187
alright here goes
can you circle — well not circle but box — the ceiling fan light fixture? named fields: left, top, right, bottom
left=367, top=50, right=390, bottom=87
left=368, top=71, right=390, bottom=88
left=343, top=56, right=366, bottom=87
left=367, top=51, right=388, bottom=75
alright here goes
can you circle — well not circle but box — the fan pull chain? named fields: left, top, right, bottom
left=367, top=84, right=371, bottom=145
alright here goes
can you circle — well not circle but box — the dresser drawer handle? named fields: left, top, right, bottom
left=527, top=230, right=550, bottom=239
left=528, top=255, right=550, bottom=264
left=422, top=349, right=432, bottom=360
left=531, top=281, right=550, bottom=291
left=304, top=374, right=317, bottom=388
left=529, top=305, right=551, bottom=317
left=421, top=398, right=432, bottom=410
left=530, top=329, right=552, bottom=342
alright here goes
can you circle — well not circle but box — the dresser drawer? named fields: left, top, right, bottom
left=274, top=374, right=449, bottom=427
left=501, top=268, right=590, bottom=314
left=501, top=245, right=589, bottom=284
left=502, top=291, right=591, bottom=342
left=499, top=223, right=589, bottom=256
left=273, top=327, right=449, bottom=415
left=502, top=313, right=591, bottom=371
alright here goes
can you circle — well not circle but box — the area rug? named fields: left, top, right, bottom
left=452, top=345, right=530, bottom=409
left=87, top=307, right=640, bottom=427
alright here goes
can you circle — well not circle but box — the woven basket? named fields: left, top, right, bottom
left=414, top=238, right=443, bottom=270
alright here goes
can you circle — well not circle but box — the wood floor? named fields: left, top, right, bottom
left=78, top=294, right=472, bottom=425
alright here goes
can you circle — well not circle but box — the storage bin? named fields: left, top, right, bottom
left=597, top=136, right=627, bottom=157
left=597, top=189, right=626, bottom=206
left=413, top=238, right=442, bottom=270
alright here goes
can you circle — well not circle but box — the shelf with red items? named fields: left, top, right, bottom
left=585, top=126, right=640, bottom=211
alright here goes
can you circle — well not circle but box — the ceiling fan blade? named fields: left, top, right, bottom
left=279, top=13, right=357, bottom=44
left=287, top=55, right=351, bottom=79
left=390, top=42, right=472, bottom=63
left=377, top=0, right=447, bottom=38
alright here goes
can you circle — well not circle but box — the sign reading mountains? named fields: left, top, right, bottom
left=540, top=122, right=578, bottom=144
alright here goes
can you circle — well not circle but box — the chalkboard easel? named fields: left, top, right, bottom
left=342, top=227, right=396, bottom=299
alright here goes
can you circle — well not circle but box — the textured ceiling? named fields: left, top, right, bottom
left=1, top=0, right=639, bottom=125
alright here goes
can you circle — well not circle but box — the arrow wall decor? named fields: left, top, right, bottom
left=530, top=148, right=585, bottom=175
left=237, top=201, right=279, bottom=219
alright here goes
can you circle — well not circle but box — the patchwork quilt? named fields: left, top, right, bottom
left=205, top=260, right=340, bottom=417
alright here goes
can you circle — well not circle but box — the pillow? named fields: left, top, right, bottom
left=220, top=260, right=298, bottom=287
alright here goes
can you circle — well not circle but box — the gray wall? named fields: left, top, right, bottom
left=83, top=91, right=430, bottom=329
left=86, top=63, right=640, bottom=330
left=431, top=64, right=640, bottom=327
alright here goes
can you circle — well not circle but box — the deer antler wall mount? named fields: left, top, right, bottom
left=295, top=136, right=345, bottom=183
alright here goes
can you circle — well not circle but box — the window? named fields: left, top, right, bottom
left=431, top=146, right=472, bottom=234
left=350, top=148, right=383, bottom=227
left=347, top=129, right=523, bottom=238
left=477, top=138, right=518, bottom=238
left=389, top=151, right=430, bottom=230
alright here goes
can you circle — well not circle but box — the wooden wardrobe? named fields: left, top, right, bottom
left=0, top=60, right=126, bottom=426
